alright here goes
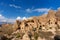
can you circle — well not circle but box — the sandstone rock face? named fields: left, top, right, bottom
left=47, top=10, right=56, bottom=18
left=1, top=9, right=60, bottom=40
left=13, top=20, right=21, bottom=31
left=11, top=10, right=60, bottom=40
left=55, top=9, right=60, bottom=20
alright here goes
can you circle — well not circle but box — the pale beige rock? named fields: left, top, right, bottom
left=12, top=38, right=22, bottom=40
left=6, top=9, right=60, bottom=40
left=22, top=33, right=30, bottom=40
left=13, top=20, right=21, bottom=31
left=47, top=10, right=56, bottom=18
left=37, top=37, right=46, bottom=40
left=55, top=9, right=60, bottom=20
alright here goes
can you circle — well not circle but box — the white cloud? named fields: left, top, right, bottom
left=9, top=4, right=21, bottom=8
left=0, top=14, right=15, bottom=23
left=7, top=19, right=16, bottom=23
left=16, top=16, right=27, bottom=20
left=26, top=8, right=51, bottom=13
left=0, top=14, right=7, bottom=22
left=16, top=16, right=21, bottom=20
left=34, top=8, right=50, bottom=12
left=0, top=14, right=27, bottom=23
left=0, top=14, right=2, bottom=16
left=0, top=8, right=51, bottom=23
left=22, top=17, right=27, bottom=20
left=26, top=8, right=32, bottom=13
left=0, top=14, right=6, bottom=20
left=57, top=7, right=60, bottom=10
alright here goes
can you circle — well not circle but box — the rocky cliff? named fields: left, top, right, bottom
left=0, top=10, right=60, bottom=40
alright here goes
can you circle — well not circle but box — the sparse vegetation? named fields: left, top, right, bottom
left=1, top=25, right=13, bottom=35
left=34, top=32, right=39, bottom=40
left=0, top=10, right=60, bottom=40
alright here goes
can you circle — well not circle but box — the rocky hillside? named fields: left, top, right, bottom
left=0, top=10, right=60, bottom=40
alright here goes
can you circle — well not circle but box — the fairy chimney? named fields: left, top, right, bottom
left=13, top=20, right=21, bottom=31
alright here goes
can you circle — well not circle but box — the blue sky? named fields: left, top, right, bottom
left=0, top=0, right=60, bottom=22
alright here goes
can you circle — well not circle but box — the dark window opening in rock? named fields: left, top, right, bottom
left=49, top=27, right=52, bottom=29
left=39, top=22, right=41, bottom=24
left=48, top=20, right=50, bottom=24
left=43, top=25, right=45, bottom=26
left=22, top=28, right=23, bottom=29
left=25, top=23, right=28, bottom=26
left=20, top=22, right=21, bottom=24
left=55, top=22, right=57, bottom=24
left=17, top=27, right=21, bottom=29
left=40, top=26, right=42, bottom=27
left=49, top=19, right=50, bottom=21
left=33, top=28, right=36, bottom=31
left=47, top=29, right=48, bottom=30
left=49, top=22, right=50, bottom=24
left=31, top=20, right=34, bottom=23
left=38, top=20, right=41, bottom=24
left=39, top=26, right=42, bottom=29
left=54, top=35, right=60, bottom=40
left=39, top=27, right=41, bottom=29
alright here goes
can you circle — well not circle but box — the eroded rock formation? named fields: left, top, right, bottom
left=0, top=10, right=60, bottom=40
